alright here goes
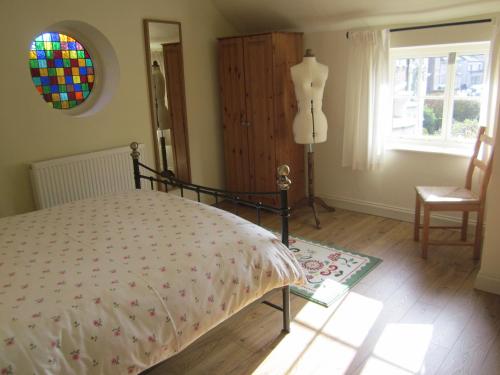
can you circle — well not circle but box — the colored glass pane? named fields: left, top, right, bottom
left=29, top=32, right=95, bottom=109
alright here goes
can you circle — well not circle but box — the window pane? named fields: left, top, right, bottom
left=29, top=32, right=95, bottom=110
left=392, top=96, right=418, bottom=136
left=423, top=99, right=443, bottom=136
left=393, top=58, right=419, bottom=96
left=451, top=99, right=480, bottom=139
left=454, top=54, right=487, bottom=97
left=424, top=56, right=448, bottom=96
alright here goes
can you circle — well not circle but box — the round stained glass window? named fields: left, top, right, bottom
left=29, top=32, right=95, bottom=110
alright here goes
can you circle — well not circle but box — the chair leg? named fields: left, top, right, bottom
left=474, top=207, right=485, bottom=260
left=461, top=212, right=469, bottom=241
left=414, top=193, right=421, bottom=241
left=422, top=206, right=430, bottom=259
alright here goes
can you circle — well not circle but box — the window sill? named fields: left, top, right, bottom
left=385, top=141, right=473, bottom=158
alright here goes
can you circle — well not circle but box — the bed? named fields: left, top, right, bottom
left=0, top=143, right=304, bottom=374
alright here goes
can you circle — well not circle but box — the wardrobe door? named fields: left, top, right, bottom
left=243, top=34, right=276, bottom=201
left=163, top=42, right=191, bottom=182
left=218, top=38, right=251, bottom=193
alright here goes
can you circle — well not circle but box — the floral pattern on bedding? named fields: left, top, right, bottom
left=0, top=190, right=304, bottom=374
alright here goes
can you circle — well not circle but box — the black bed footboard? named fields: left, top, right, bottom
left=130, top=142, right=292, bottom=333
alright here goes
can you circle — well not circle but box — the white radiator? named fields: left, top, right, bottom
left=30, top=144, right=145, bottom=209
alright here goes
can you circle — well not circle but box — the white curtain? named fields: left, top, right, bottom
left=342, top=29, right=391, bottom=170
left=485, top=23, right=500, bottom=137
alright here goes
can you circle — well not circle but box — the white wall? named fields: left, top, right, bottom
left=304, top=22, right=493, bottom=223
left=476, top=128, right=500, bottom=293
left=0, top=0, right=236, bottom=217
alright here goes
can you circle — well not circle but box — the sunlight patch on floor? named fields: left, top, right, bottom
left=252, top=320, right=358, bottom=375
left=253, top=292, right=384, bottom=374
left=322, top=292, right=383, bottom=347
left=251, top=321, right=317, bottom=375
left=292, top=298, right=341, bottom=330
left=291, top=334, right=357, bottom=374
left=360, top=357, right=415, bottom=375
left=361, top=323, right=434, bottom=374
left=294, top=292, right=383, bottom=336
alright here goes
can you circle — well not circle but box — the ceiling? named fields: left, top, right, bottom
left=212, top=0, right=500, bottom=33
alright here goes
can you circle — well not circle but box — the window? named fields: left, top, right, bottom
left=389, top=42, right=490, bottom=153
left=29, top=32, right=95, bottom=110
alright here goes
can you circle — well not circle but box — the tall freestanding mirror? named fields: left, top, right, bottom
left=143, top=19, right=191, bottom=182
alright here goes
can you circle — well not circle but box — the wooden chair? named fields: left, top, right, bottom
left=414, top=127, right=495, bottom=259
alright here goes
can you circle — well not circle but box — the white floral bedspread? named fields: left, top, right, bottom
left=0, top=190, right=304, bottom=374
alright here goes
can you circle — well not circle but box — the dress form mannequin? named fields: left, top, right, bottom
left=152, top=61, right=171, bottom=132
left=290, top=51, right=328, bottom=144
left=152, top=61, right=173, bottom=175
left=290, top=49, right=334, bottom=229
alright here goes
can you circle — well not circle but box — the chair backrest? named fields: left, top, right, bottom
left=465, top=126, right=495, bottom=202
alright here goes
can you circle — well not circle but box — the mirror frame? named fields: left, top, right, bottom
left=143, top=19, right=191, bottom=182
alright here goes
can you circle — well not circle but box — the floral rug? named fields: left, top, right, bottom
left=288, top=236, right=382, bottom=307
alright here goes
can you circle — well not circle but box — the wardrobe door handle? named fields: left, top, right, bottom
left=241, top=121, right=251, bottom=127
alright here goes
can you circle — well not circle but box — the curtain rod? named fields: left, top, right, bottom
left=345, top=18, right=492, bottom=39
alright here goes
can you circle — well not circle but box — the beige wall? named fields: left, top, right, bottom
left=0, top=0, right=236, bottom=217
left=304, top=22, right=493, bottom=222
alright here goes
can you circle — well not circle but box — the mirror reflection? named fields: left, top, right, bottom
left=144, top=20, right=191, bottom=182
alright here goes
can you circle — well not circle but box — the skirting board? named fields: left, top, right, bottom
left=475, top=273, right=500, bottom=295
left=318, top=193, right=477, bottom=228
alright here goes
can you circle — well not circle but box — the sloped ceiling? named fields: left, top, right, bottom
left=212, top=0, right=500, bottom=33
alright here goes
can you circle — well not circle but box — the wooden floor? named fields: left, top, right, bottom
left=149, top=205, right=500, bottom=375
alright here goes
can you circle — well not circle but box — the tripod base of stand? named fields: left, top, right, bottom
left=295, top=196, right=335, bottom=229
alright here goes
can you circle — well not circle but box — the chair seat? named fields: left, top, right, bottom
left=416, top=186, right=479, bottom=204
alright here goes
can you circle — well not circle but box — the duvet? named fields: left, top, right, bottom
left=0, top=190, right=304, bottom=374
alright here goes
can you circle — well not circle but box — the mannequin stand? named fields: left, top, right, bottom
left=296, top=145, right=335, bottom=229
left=159, top=133, right=168, bottom=174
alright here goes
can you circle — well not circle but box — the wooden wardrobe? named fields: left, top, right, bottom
left=217, top=32, right=305, bottom=206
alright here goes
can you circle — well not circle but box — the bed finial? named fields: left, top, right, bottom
left=277, top=163, right=292, bottom=329
left=277, top=164, right=291, bottom=190
left=130, top=142, right=140, bottom=159
left=130, top=142, right=141, bottom=189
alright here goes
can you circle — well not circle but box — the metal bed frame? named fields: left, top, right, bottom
left=129, top=142, right=293, bottom=333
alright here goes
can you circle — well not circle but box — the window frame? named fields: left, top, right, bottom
left=387, top=42, right=490, bottom=155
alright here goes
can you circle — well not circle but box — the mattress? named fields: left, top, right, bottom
left=0, top=190, right=304, bottom=374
